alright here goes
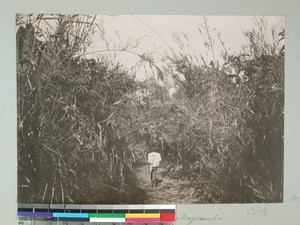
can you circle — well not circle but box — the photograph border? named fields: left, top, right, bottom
left=1, top=0, right=300, bottom=224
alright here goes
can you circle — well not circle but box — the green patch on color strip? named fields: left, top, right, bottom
left=89, top=213, right=125, bottom=218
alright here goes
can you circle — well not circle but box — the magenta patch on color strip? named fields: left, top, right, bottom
left=126, top=218, right=161, bottom=222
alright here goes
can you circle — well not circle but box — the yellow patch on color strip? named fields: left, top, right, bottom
left=125, top=213, right=160, bottom=218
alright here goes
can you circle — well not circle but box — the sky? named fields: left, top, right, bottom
left=85, top=15, right=284, bottom=80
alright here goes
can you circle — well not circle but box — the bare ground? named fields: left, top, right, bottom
left=135, top=163, right=198, bottom=204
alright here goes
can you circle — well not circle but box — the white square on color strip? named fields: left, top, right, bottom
left=143, top=205, right=161, bottom=209
left=90, top=218, right=126, bottom=223
left=160, top=205, right=176, bottom=209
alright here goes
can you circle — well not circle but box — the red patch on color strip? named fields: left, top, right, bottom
left=160, top=213, right=175, bottom=222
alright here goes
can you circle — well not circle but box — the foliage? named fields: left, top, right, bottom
left=17, top=15, right=284, bottom=204
left=17, top=14, right=145, bottom=203
left=152, top=20, right=284, bottom=203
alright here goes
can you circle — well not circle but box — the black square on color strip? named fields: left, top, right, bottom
left=34, top=208, right=48, bottom=212
left=113, top=209, right=128, bottom=213
left=81, top=209, right=97, bottom=213
left=66, top=209, right=81, bottom=213
left=18, top=208, right=33, bottom=212
left=129, top=209, right=144, bottom=213
left=49, top=209, right=65, bottom=212
left=97, top=210, right=113, bottom=213
left=160, top=209, right=175, bottom=213
left=145, top=209, right=160, bottom=213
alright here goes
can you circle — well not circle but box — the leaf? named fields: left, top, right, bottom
left=156, top=66, right=164, bottom=81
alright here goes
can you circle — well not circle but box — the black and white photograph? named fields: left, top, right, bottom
left=17, top=14, right=284, bottom=204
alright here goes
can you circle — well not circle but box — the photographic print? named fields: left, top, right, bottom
left=17, top=14, right=284, bottom=204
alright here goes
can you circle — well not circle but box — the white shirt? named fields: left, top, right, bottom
left=148, top=152, right=161, bottom=171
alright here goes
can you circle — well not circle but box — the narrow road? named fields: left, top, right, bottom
left=135, top=163, right=198, bottom=204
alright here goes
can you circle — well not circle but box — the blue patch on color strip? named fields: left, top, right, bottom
left=17, top=212, right=52, bottom=217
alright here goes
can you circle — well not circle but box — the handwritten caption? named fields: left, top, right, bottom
left=247, top=206, right=269, bottom=216
left=291, top=194, right=300, bottom=202
left=176, top=213, right=222, bottom=225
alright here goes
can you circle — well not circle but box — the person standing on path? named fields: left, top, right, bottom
left=147, top=151, right=162, bottom=188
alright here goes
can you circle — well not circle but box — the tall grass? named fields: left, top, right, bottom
left=17, top=14, right=146, bottom=204
left=17, top=15, right=284, bottom=203
left=155, top=18, right=284, bottom=203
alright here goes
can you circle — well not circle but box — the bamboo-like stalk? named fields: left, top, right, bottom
left=50, top=186, right=55, bottom=204
left=60, top=179, right=65, bottom=204
left=41, top=183, right=48, bottom=203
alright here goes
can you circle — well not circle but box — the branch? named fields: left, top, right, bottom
left=130, top=15, right=175, bottom=56
left=41, top=143, right=67, bottom=166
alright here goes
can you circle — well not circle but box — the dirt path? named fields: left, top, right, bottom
left=135, top=163, right=198, bottom=204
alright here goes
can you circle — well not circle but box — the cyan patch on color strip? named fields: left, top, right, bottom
left=52, top=213, right=89, bottom=218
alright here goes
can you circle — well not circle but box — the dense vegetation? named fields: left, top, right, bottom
left=17, top=15, right=284, bottom=203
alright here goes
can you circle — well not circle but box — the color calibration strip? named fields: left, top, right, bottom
left=17, top=204, right=176, bottom=223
